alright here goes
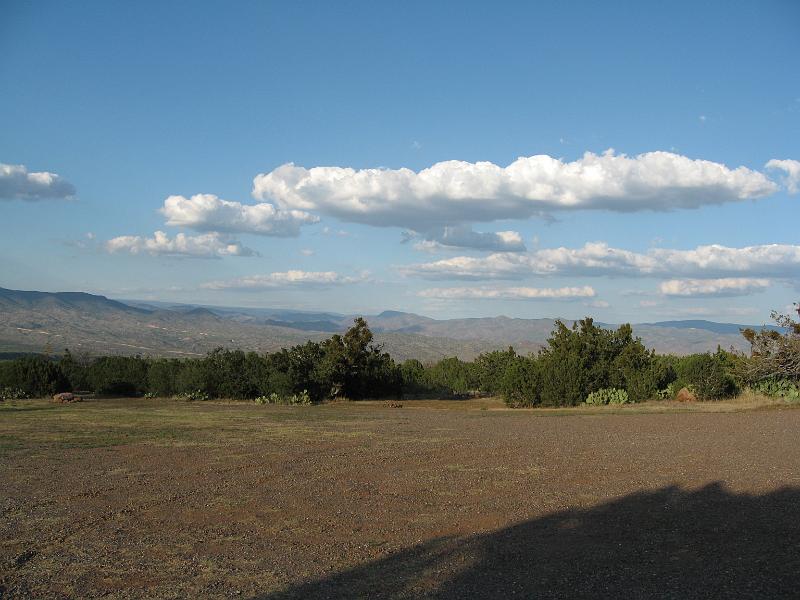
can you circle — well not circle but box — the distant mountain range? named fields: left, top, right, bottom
left=0, top=287, right=778, bottom=361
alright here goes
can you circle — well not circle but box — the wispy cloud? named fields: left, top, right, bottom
left=202, top=270, right=367, bottom=290
left=401, top=242, right=800, bottom=280
left=106, top=231, right=255, bottom=258
left=417, top=285, right=596, bottom=300
left=659, top=277, right=770, bottom=297
left=406, top=225, right=526, bottom=252
left=0, top=163, right=76, bottom=201
left=766, top=159, right=800, bottom=194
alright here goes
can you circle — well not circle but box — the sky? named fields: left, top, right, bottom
left=1, top=0, right=799, bottom=323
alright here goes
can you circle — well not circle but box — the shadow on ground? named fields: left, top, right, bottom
left=259, top=483, right=800, bottom=599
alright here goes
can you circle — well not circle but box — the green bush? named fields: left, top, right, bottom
left=87, top=355, right=148, bottom=396
left=535, top=320, right=661, bottom=406
left=1, top=386, right=30, bottom=400
left=289, top=389, right=312, bottom=405
left=0, top=356, right=69, bottom=397
left=753, top=379, right=800, bottom=400
left=424, top=357, right=478, bottom=397
left=500, top=356, right=540, bottom=407
left=475, top=348, right=517, bottom=395
left=656, top=382, right=678, bottom=400
left=585, top=388, right=629, bottom=405
left=254, top=390, right=313, bottom=405
left=174, top=389, right=210, bottom=402
left=674, top=352, right=737, bottom=400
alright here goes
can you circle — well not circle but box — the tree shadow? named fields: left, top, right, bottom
left=258, top=483, right=800, bottom=599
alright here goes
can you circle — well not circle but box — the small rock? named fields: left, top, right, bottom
left=52, top=392, right=82, bottom=403
left=675, top=387, right=697, bottom=403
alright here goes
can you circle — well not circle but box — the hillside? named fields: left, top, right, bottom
left=0, top=287, right=767, bottom=360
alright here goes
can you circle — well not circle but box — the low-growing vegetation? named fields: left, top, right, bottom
left=1, top=306, right=798, bottom=408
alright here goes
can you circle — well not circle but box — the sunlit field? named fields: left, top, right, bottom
left=2, top=397, right=800, bottom=598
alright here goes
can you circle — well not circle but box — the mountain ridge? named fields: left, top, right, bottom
left=0, top=287, right=772, bottom=359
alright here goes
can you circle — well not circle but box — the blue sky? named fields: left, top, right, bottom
left=1, top=0, right=798, bottom=323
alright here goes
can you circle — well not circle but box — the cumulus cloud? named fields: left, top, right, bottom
left=0, top=163, right=76, bottom=201
left=161, top=194, right=318, bottom=236
left=418, top=286, right=596, bottom=300
left=401, top=242, right=800, bottom=280
left=766, top=159, right=800, bottom=194
left=202, top=270, right=367, bottom=290
left=659, top=278, right=770, bottom=297
left=106, top=231, right=255, bottom=258
left=252, top=150, right=777, bottom=230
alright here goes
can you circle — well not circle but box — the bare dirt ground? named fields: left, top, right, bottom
left=2, top=398, right=800, bottom=599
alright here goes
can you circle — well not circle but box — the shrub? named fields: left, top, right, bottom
left=400, top=359, right=430, bottom=397
left=536, top=320, right=655, bottom=406
left=87, top=355, right=148, bottom=396
left=585, top=388, right=629, bottom=405
left=0, top=356, right=70, bottom=397
left=425, top=357, right=478, bottom=397
left=500, top=356, right=540, bottom=407
left=656, top=382, right=678, bottom=400
left=289, top=390, right=312, bottom=405
left=739, top=305, right=800, bottom=383
left=254, top=390, right=312, bottom=405
left=674, top=352, right=737, bottom=400
left=753, top=379, right=800, bottom=400
left=475, top=348, right=517, bottom=395
left=1, top=386, right=30, bottom=400
left=173, top=389, right=210, bottom=402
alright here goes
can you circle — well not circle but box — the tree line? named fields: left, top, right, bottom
left=1, top=309, right=798, bottom=406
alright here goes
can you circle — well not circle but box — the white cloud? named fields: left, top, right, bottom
left=585, top=300, right=610, bottom=308
left=406, top=225, right=526, bottom=252
left=0, top=163, right=76, bottom=200
left=161, top=194, right=318, bottom=236
left=321, top=226, right=351, bottom=237
left=106, top=231, right=255, bottom=258
left=766, top=159, right=800, bottom=194
left=413, top=239, right=447, bottom=253
left=401, top=242, right=800, bottom=280
left=659, top=278, right=770, bottom=297
left=417, top=286, right=596, bottom=300
left=252, top=150, right=777, bottom=230
left=202, top=270, right=367, bottom=290
left=300, top=248, right=315, bottom=256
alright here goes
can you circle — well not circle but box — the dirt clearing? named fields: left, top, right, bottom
left=2, top=398, right=799, bottom=598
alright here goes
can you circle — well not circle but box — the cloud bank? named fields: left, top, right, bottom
left=252, top=151, right=777, bottom=230
left=161, top=194, right=319, bottom=236
left=106, top=231, right=255, bottom=258
left=418, top=286, right=596, bottom=300
left=401, top=242, right=800, bottom=280
left=0, top=163, right=76, bottom=201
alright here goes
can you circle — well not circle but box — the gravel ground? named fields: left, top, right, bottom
left=1, top=399, right=799, bottom=598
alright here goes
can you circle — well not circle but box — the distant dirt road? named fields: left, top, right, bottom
left=2, top=399, right=799, bottom=598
